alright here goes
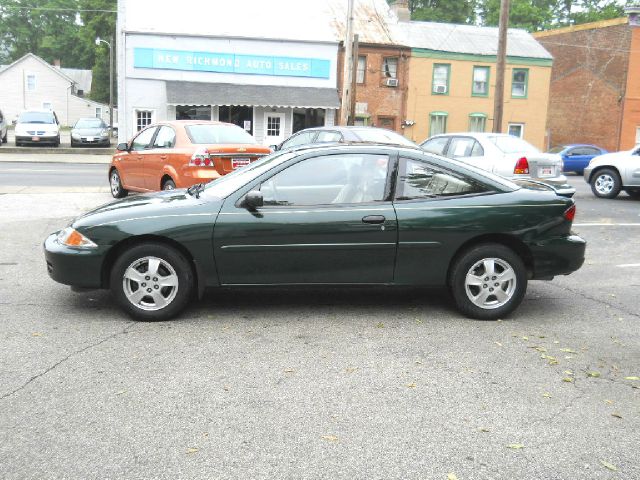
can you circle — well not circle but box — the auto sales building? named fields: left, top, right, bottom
left=116, top=0, right=341, bottom=146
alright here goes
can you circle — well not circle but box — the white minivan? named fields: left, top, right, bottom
left=14, top=110, right=61, bottom=147
left=0, top=108, right=7, bottom=145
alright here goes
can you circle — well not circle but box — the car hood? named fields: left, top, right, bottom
left=72, top=189, right=222, bottom=230
left=72, top=127, right=105, bottom=135
left=15, top=123, right=59, bottom=133
left=588, top=150, right=634, bottom=166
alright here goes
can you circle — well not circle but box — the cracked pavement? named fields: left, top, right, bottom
left=0, top=179, right=639, bottom=479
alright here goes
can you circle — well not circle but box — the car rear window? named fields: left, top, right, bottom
left=488, top=135, right=539, bottom=154
left=18, top=111, right=55, bottom=124
left=186, top=124, right=257, bottom=144
left=350, top=128, right=417, bottom=147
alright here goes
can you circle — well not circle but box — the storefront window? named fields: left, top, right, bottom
left=176, top=106, right=212, bottom=120
left=219, top=106, right=253, bottom=135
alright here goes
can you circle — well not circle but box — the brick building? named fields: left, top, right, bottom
left=534, top=14, right=640, bottom=151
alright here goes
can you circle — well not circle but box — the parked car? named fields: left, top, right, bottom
left=71, top=117, right=111, bottom=147
left=583, top=146, right=640, bottom=199
left=421, top=133, right=575, bottom=197
left=109, top=120, right=271, bottom=198
left=547, top=144, right=607, bottom=175
left=273, top=126, right=418, bottom=151
left=45, top=143, right=585, bottom=322
left=0, top=108, right=7, bottom=145
left=14, top=109, right=61, bottom=147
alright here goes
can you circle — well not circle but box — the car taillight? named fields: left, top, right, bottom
left=190, top=148, right=212, bottom=166
left=564, top=204, right=576, bottom=222
left=514, top=157, right=529, bottom=175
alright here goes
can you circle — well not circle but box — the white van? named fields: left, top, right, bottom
left=14, top=110, right=61, bottom=147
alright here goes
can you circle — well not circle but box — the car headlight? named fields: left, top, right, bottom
left=56, top=227, right=97, bottom=248
left=100, top=129, right=109, bottom=137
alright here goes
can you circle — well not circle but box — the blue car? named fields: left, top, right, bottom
left=548, top=144, right=607, bottom=175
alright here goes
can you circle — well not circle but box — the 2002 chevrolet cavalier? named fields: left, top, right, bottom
left=44, top=144, right=586, bottom=321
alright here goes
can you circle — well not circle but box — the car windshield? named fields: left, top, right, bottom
left=75, top=118, right=104, bottom=128
left=488, top=136, right=539, bottom=154
left=186, top=124, right=257, bottom=144
left=351, top=128, right=417, bottom=147
left=202, top=150, right=297, bottom=199
left=547, top=145, right=566, bottom=154
left=18, top=111, right=55, bottom=124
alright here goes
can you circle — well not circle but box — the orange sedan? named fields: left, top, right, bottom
left=109, top=121, right=271, bottom=198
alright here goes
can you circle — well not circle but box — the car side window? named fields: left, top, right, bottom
left=131, top=127, right=157, bottom=151
left=396, top=158, right=489, bottom=200
left=282, top=131, right=315, bottom=149
left=315, top=131, right=342, bottom=143
left=259, top=154, right=389, bottom=206
left=153, top=126, right=176, bottom=148
left=421, top=137, right=449, bottom=155
left=581, top=147, right=600, bottom=156
left=448, top=137, right=482, bottom=158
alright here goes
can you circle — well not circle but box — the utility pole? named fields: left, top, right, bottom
left=348, top=34, right=359, bottom=126
left=493, top=0, right=510, bottom=133
left=340, top=0, right=355, bottom=126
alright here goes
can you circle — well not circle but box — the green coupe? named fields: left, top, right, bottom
left=44, top=144, right=585, bottom=321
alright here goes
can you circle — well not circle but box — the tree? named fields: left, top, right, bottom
left=407, top=0, right=477, bottom=24
left=479, top=0, right=557, bottom=31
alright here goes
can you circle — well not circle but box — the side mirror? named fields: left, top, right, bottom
left=242, top=190, right=263, bottom=210
left=270, top=144, right=280, bottom=151
left=11, top=119, right=17, bottom=126
left=116, top=142, right=129, bottom=151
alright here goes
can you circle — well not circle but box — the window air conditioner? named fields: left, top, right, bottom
left=435, top=84, right=447, bottom=94
left=384, top=78, right=399, bottom=87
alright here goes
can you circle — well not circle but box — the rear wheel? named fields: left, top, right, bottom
left=110, top=243, right=194, bottom=321
left=1, top=131, right=6, bottom=143
left=450, top=244, right=527, bottom=320
left=591, top=168, right=621, bottom=199
left=109, top=168, right=128, bottom=198
left=162, top=178, right=176, bottom=191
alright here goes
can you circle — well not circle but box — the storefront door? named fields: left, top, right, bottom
left=264, top=112, right=286, bottom=147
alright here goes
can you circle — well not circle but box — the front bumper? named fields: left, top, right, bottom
left=583, top=166, right=594, bottom=183
left=44, top=233, right=106, bottom=289
left=72, top=136, right=110, bottom=146
left=529, top=234, right=586, bottom=280
left=16, top=134, right=59, bottom=145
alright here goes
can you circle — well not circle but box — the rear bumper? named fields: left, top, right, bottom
left=529, top=234, right=586, bottom=279
left=44, top=233, right=106, bottom=288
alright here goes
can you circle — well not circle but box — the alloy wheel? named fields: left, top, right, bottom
left=594, top=174, right=615, bottom=195
left=464, top=257, right=517, bottom=309
left=122, top=256, right=179, bottom=311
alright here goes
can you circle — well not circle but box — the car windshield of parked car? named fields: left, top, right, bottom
left=186, top=124, right=257, bottom=144
left=547, top=145, right=566, bottom=154
left=203, top=151, right=297, bottom=199
left=18, top=112, right=55, bottom=124
left=351, top=128, right=417, bottom=147
left=488, top=136, right=539, bottom=155
left=75, top=118, right=105, bottom=129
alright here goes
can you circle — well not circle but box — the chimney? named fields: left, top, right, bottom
left=390, top=0, right=410, bottom=22
left=53, top=59, right=61, bottom=68
left=626, top=3, right=640, bottom=26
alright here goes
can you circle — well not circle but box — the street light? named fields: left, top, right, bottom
left=95, top=36, right=114, bottom=140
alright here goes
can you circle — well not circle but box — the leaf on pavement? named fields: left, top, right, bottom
left=479, top=427, right=490, bottom=432
left=543, top=392, right=552, bottom=398
left=447, top=474, right=458, bottom=480
left=624, top=376, right=639, bottom=381
left=284, top=368, right=295, bottom=373
left=563, top=377, right=574, bottom=383
left=406, top=383, right=417, bottom=388
left=600, top=460, right=617, bottom=471
left=560, top=348, right=577, bottom=353
left=186, top=448, right=199, bottom=454
left=115, top=390, right=127, bottom=396
left=506, top=444, right=524, bottom=449
left=587, top=371, right=601, bottom=378
left=611, top=412, right=622, bottom=419
left=376, top=322, right=385, bottom=328
left=321, top=435, right=338, bottom=442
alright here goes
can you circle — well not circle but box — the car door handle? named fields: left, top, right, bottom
left=362, top=215, right=385, bottom=224
left=160, top=155, right=167, bottom=160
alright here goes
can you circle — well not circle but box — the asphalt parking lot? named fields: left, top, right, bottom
left=0, top=168, right=638, bottom=479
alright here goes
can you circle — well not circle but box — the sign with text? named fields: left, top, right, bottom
left=134, top=48, right=331, bottom=79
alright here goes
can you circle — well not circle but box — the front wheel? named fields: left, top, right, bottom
left=109, top=168, right=128, bottom=198
left=449, top=244, right=527, bottom=320
left=110, top=243, right=194, bottom=321
left=591, top=168, right=621, bottom=199
left=162, top=178, right=176, bottom=191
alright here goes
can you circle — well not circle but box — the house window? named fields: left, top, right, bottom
left=383, top=57, right=398, bottom=79
left=635, top=126, right=640, bottom=145
left=432, top=64, right=450, bottom=95
left=469, top=113, right=487, bottom=132
left=26, top=74, right=36, bottom=91
left=135, top=110, right=153, bottom=131
left=429, top=112, right=448, bottom=136
left=472, top=67, right=490, bottom=96
left=42, top=102, right=52, bottom=111
left=356, top=56, right=366, bottom=84
left=95, top=107, right=102, bottom=118
left=267, top=116, right=281, bottom=137
left=508, top=123, right=524, bottom=138
left=512, top=69, right=528, bottom=98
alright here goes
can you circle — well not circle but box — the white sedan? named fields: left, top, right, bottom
left=421, top=133, right=575, bottom=197
left=583, top=146, right=640, bottom=199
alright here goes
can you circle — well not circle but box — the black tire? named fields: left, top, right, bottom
left=15, top=141, right=21, bottom=147
left=162, top=178, right=176, bottom=191
left=449, top=244, right=528, bottom=320
left=625, top=189, right=640, bottom=199
left=590, top=168, right=621, bottom=199
left=1, top=132, right=6, bottom=143
left=110, top=242, right=194, bottom=321
left=109, top=168, right=128, bottom=198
